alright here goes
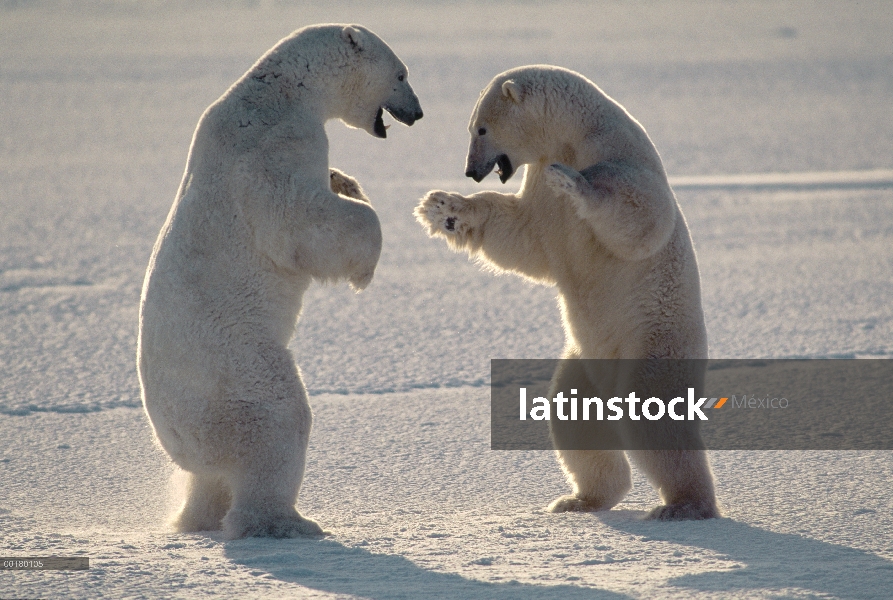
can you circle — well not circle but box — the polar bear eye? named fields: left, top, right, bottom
left=478, top=127, right=487, bottom=136
left=397, top=74, right=405, bottom=82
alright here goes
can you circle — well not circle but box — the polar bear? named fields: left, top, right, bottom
left=138, top=24, right=422, bottom=539
left=415, top=65, right=718, bottom=520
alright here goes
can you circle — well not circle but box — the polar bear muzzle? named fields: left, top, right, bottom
left=384, top=102, right=423, bottom=127
left=465, top=153, right=514, bottom=183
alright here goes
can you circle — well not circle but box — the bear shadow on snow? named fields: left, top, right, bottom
left=224, top=537, right=632, bottom=600
left=600, top=511, right=893, bottom=599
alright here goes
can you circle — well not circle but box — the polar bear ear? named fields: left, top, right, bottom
left=501, top=80, right=522, bottom=103
left=341, top=26, right=366, bottom=52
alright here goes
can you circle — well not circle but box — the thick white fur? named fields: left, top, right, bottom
left=138, top=24, right=421, bottom=539
left=416, top=65, right=718, bottom=520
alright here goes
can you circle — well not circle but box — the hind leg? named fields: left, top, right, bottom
left=222, top=456, right=324, bottom=539
left=621, top=360, right=719, bottom=520
left=220, top=347, right=324, bottom=539
left=172, top=472, right=231, bottom=532
left=549, top=449, right=632, bottom=512
left=628, top=449, right=719, bottom=520
left=547, top=357, right=632, bottom=512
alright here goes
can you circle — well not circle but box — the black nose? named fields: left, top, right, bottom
left=465, top=169, right=483, bottom=183
left=415, top=110, right=423, bottom=121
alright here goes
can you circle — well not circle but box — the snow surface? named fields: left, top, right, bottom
left=1, top=1, right=892, bottom=598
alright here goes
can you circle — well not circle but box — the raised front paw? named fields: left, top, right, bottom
left=414, top=190, right=476, bottom=237
left=330, top=168, right=369, bottom=203
left=543, top=163, right=586, bottom=198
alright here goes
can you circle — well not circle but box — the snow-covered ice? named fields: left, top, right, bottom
left=1, top=1, right=892, bottom=598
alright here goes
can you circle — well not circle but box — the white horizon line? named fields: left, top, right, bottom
left=669, top=168, right=893, bottom=191
left=396, top=168, right=893, bottom=193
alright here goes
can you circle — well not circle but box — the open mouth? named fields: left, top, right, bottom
left=496, top=154, right=514, bottom=183
left=465, top=153, right=515, bottom=183
left=373, top=103, right=423, bottom=139
left=373, top=107, right=390, bottom=139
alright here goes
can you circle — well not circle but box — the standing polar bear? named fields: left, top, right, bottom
left=138, top=24, right=422, bottom=539
left=416, top=65, right=718, bottom=520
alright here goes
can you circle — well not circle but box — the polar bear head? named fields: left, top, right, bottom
left=333, top=25, right=423, bottom=138
left=245, top=25, right=422, bottom=139
left=464, top=65, right=595, bottom=183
